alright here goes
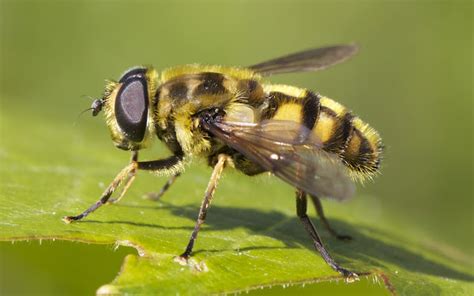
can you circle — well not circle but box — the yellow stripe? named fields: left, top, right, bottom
left=313, top=112, right=336, bottom=143
left=263, top=84, right=307, bottom=98
left=272, top=103, right=303, bottom=122
left=320, top=96, right=346, bottom=117
left=352, top=117, right=382, bottom=152
left=344, top=132, right=362, bottom=159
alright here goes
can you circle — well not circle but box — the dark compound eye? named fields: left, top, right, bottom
left=115, top=76, right=149, bottom=142
left=119, top=67, right=147, bottom=83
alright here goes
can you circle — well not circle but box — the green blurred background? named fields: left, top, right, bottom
left=0, top=0, right=472, bottom=295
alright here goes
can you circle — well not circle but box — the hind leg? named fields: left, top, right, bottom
left=309, top=194, right=352, bottom=241
left=296, top=190, right=358, bottom=280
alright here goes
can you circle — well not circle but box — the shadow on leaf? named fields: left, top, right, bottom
left=86, top=200, right=473, bottom=283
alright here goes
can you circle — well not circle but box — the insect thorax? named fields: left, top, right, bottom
left=153, top=67, right=264, bottom=158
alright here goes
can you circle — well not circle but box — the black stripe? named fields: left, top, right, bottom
left=193, top=72, right=227, bottom=96
left=154, top=116, right=184, bottom=158
left=320, top=106, right=337, bottom=117
left=354, top=136, right=374, bottom=172
left=358, top=136, right=373, bottom=157
left=247, top=79, right=258, bottom=93
left=168, top=82, right=189, bottom=100
left=167, top=119, right=184, bottom=157
left=340, top=112, right=355, bottom=151
left=323, top=111, right=353, bottom=154
left=301, top=91, right=320, bottom=130
left=342, top=129, right=372, bottom=171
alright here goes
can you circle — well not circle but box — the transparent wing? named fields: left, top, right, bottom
left=205, top=119, right=355, bottom=200
left=248, top=44, right=358, bottom=76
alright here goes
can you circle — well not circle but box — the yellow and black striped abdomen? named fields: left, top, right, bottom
left=316, top=96, right=383, bottom=180
left=261, top=84, right=383, bottom=181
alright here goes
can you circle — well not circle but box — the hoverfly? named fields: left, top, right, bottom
left=64, top=45, right=383, bottom=280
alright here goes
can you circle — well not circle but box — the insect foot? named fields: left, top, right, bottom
left=174, top=255, right=189, bottom=266
left=342, top=270, right=360, bottom=283
left=62, top=216, right=76, bottom=224
left=174, top=256, right=209, bottom=273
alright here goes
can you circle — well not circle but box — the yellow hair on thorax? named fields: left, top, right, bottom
left=174, top=109, right=211, bottom=157
left=160, top=64, right=260, bottom=82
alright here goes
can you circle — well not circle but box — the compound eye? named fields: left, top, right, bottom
left=119, top=67, right=147, bottom=83
left=115, top=77, right=148, bottom=142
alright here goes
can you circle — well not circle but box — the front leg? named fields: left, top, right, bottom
left=178, top=154, right=229, bottom=260
left=62, top=152, right=182, bottom=223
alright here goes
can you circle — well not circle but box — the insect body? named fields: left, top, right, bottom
left=64, top=45, right=383, bottom=280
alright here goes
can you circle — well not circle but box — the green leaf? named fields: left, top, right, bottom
left=0, top=106, right=472, bottom=295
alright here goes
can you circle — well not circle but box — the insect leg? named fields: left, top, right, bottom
left=63, top=154, right=183, bottom=223
left=62, top=151, right=139, bottom=223
left=107, top=171, right=137, bottom=204
left=296, top=190, right=358, bottom=280
left=308, top=194, right=352, bottom=241
left=144, top=173, right=181, bottom=201
left=114, top=155, right=183, bottom=204
left=179, top=154, right=229, bottom=260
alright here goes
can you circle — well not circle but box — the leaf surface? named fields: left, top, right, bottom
left=0, top=105, right=472, bottom=295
